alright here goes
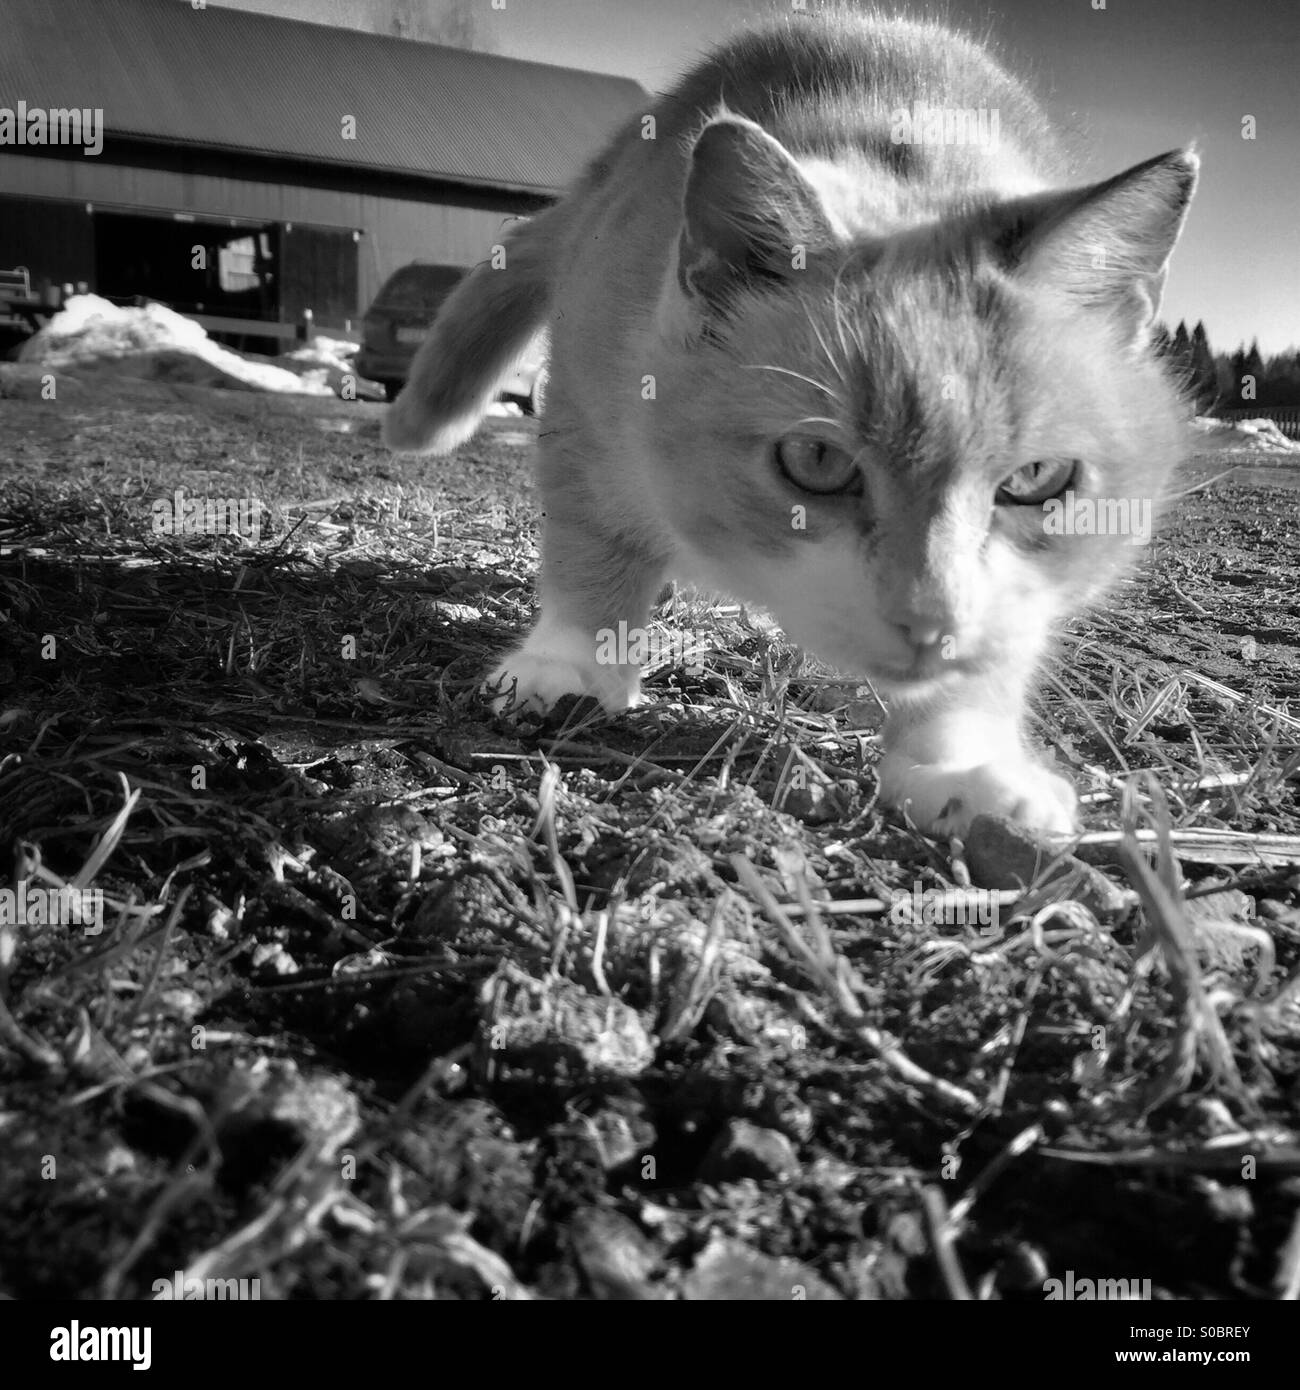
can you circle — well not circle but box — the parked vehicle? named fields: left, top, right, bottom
left=357, top=262, right=545, bottom=411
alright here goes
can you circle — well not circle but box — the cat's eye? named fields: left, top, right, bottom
left=995, top=457, right=1079, bottom=506
left=774, top=436, right=859, bottom=495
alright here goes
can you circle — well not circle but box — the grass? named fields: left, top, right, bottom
left=0, top=362, right=1298, bottom=1300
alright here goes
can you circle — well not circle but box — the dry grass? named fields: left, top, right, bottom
left=0, top=368, right=1298, bottom=1299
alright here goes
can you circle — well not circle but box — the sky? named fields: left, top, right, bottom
left=213, top=0, right=1300, bottom=355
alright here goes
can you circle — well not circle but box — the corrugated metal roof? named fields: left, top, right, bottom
left=0, top=0, right=648, bottom=195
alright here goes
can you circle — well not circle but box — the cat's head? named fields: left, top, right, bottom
left=649, top=116, right=1198, bottom=695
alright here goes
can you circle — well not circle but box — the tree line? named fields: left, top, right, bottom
left=1153, top=320, right=1300, bottom=413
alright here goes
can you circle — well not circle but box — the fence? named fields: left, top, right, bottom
left=1211, top=406, right=1300, bottom=440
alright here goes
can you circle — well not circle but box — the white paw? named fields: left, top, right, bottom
left=881, top=756, right=1079, bottom=838
left=484, top=626, right=641, bottom=716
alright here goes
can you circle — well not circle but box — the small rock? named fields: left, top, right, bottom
left=885, top=1210, right=928, bottom=1258
left=412, top=869, right=503, bottom=940
left=699, top=1119, right=800, bottom=1184
left=253, top=1065, right=358, bottom=1151
left=751, top=1091, right=816, bottom=1144
left=478, top=964, right=656, bottom=1079
left=250, top=942, right=298, bottom=976
left=1039, top=1097, right=1073, bottom=1139
left=103, top=1144, right=138, bottom=1176
left=361, top=803, right=442, bottom=854
left=216, top=1061, right=360, bottom=1192
left=429, top=602, right=483, bottom=624
left=1189, top=1096, right=1239, bottom=1137
left=157, top=987, right=203, bottom=1022
left=964, top=815, right=1129, bottom=916
left=682, top=1234, right=841, bottom=1301
left=806, top=1156, right=858, bottom=1191
left=204, top=899, right=237, bottom=940
left=393, top=1099, right=532, bottom=1243
left=571, top=1207, right=664, bottom=1300
left=584, top=841, right=716, bottom=896
left=584, top=1103, right=656, bottom=1172
left=703, top=992, right=804, bottom=1049
left=1183, top=889, right=1257, bottom=926
left=1203, top=1185, right=1254, bottom=1224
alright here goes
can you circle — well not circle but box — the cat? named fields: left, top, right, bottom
left=384, top=9, right=1197, bottom=838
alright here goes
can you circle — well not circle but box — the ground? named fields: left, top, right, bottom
left=0, top=362, right=1297, bottom=1301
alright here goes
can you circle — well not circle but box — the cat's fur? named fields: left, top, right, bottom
left=385, top=11, right=1197, bottom=837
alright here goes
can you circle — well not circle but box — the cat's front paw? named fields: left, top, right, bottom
left=882, top=756, right=1079, bottom=839
left=484, top=629, right=641, bottom=716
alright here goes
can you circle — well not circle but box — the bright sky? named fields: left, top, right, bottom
left=214, top=0, right=1300, bottom=355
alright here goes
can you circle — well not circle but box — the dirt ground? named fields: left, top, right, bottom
left=0, top=363, right=1297, bottom=1300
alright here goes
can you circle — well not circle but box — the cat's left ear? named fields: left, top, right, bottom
left=674, top=116, right=839, bottom=318
left=996, top=148, right=1199, bottom=345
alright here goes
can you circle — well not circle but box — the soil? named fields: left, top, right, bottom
left=0, top=364, right=1297, bottom=1301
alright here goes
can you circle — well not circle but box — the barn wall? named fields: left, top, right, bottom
left=0, top=153, right=525, bottom=320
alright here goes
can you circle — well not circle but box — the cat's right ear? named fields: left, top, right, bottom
left=672, top=116, right=838, bottom=321
left=993, top=148, right=1199, bottom=347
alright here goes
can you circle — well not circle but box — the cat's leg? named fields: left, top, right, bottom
left=878, top=666, right=1078, bottom=838
left=485, top=494, right=669, bottom=716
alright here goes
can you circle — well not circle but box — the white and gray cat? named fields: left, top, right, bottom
left=385, top=11, right=1197, bottom=837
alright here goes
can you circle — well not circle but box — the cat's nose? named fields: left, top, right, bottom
left=892, top=617, right=946, bottom=649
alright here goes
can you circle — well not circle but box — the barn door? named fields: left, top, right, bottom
left=280, top=224, right=359, bottom=330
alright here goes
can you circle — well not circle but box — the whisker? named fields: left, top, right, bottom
left=828, top=274, right=855, bottom=367
left=801, top=300, right=850, bottom=386
left=741, top=363, right=844, bottom=404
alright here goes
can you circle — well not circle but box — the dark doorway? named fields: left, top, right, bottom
left=93, top=210, right=281, bottom=323
left=280, top=224, right=359, bottom=328
left=0, top=195, right=95, bottom=297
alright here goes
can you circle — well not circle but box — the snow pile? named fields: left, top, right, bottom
left=280, top=334, right=383, bottom=398
left=1191, top=415, right=1300, bottom=454
left=19, top=294, right=333, bottom=395
left=283, top=334, right=359, bottom=370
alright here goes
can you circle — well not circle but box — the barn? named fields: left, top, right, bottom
left=0, top=0, right=647, bottom=345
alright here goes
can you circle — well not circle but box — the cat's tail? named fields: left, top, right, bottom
left=382, top=212, right=555, bottom=455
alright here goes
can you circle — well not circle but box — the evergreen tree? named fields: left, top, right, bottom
left=1212, top=351, right=1236, bottom=410
left=1241, top=339, right=1266, bottom=405
left=1260, top=350, right=1300, bottom=407
left=1163, top=320, right=1191, bottom=396
left=1170, top=320, right=1191, bottom=366
left=1227, top=345, right=1250, bottom=406
left=1211, top=343, right=1300, bottom=411
left=1189, top=321, right=1217, bottom=411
